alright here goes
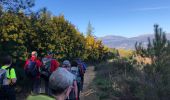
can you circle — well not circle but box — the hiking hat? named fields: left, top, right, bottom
left=31, top=51, right=37, bottom=57
left=49, top=68, right=74, bottom=95
left=63, top=60, right=71, bottom=66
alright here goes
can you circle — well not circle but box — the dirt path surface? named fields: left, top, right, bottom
left=80, top=66, right=98, bottom=100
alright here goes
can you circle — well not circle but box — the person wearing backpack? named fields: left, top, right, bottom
left=75, top=58, right=87, bottom=91
left=41, top=51, right=60, bottom=95
left=27, top=68, right=76, bottom=100
left=70, top=60, right=83, bottom=100
left=62, top=60, right=78, bottom=100
left=0, top=55, right=17, bottom=100
left=24, top=51, right=42, bottom=94
left=76, top=58, right=87, bottom=73
left=62, top=60, right=71, bottom=71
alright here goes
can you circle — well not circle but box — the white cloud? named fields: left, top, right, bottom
left=133, top=6, right=170, bottom=11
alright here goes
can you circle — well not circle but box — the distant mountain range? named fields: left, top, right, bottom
left=99, top=34, right=170, bottom=50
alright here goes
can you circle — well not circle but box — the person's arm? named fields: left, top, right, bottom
left=73, top=80, right=78, bottom=100
left=36, top=60, right=42, bottom=72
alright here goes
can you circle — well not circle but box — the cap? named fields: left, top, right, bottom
left=63, top=60, right=71, bottom=66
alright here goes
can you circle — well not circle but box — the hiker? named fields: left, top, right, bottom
left=24, top=51, right=42, bottom=94
left=62, top=60, right=79, bottom=100
left=27, top=68, right=77, bottom=100
left=41, top=51, right=60, bottom=95
left=62, top=60, right=71, bottom=71
left=70, top=60, right=83, bottom=100
left=75, top=58, right=87, bottom=91
left=76, top=58, right=87, bottom=73
left=0, top=55, right=17, bottom=100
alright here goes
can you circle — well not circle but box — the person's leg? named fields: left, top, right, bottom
left=7, top=86, right=16, bottom=100
left=33, top=78, right=40, bottom=94
left=39, top=78, right=45, bottom=94
left=1, top=85, right=16, bottom=100
left=32, top=80, right=36, bottom=94
left=81, top=76, right=84, bottom=91
left=0, top=86, right=6, bottom=100
left=28, top=77, right=34, bottom=94
left=37, top=78, right=41, bottom=93
left=45, top=79, right=48, bottom=94
left=45, top=79, right=52, bottom=96
left=77, top=82, right=81, bottom=100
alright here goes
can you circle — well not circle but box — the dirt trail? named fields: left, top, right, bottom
left=80, top=66, right=98, bottom=100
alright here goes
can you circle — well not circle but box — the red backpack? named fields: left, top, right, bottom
left=78, top=64, right=84, bottom=77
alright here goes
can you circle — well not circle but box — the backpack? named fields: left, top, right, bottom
left=0, top=69, right=6, bottom=86
left=77, top=64, right=85, bottom=78
left=0, top=67, right=12, bottom=86
left=76, top=60, right=87, bottom=74
left=70, top=67, right=82, bottom=84
left=25, top=60, right=38, bottom=78
left=41, top=58, right=52, bottom=79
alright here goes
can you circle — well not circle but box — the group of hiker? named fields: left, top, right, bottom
left=0, top=51, right=87, bottom=100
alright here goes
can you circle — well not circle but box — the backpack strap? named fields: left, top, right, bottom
left=5, top=67, right=12, bottom=78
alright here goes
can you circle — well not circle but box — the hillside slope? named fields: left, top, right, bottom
left=100, top=34, right=170, bottom=49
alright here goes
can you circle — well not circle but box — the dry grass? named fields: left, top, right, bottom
left=134, top=56, right=152, bottom=64
left=118, top=49, right=133, bottom=57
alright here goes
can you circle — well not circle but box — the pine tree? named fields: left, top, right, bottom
left=86, top=21, right=94, bottom=36
left=135, top=24, right=170, bottom=99
left=0, top=0, right=34, bottom=12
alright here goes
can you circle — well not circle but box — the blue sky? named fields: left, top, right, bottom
left=33, top=0, right=170, bottom=37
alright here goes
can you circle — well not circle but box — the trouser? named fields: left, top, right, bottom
left=44, top=79, right=52, bottom=96
left=81, top=75, right=84, bottom=91
left=77, top=82, right=82, bottom=100
left=30, top=78, right=40, bottom=94
left=0, top=85, right=16, bottom=100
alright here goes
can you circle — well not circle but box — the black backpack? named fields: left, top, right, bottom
left=40, top=58, right=52, bottom=79
left=25, top=60, right=38, bottom=78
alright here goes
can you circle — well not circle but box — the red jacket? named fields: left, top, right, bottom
left=24, top=56, right=42, bottom=79
left=44, top=56, right=60, bottom=72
